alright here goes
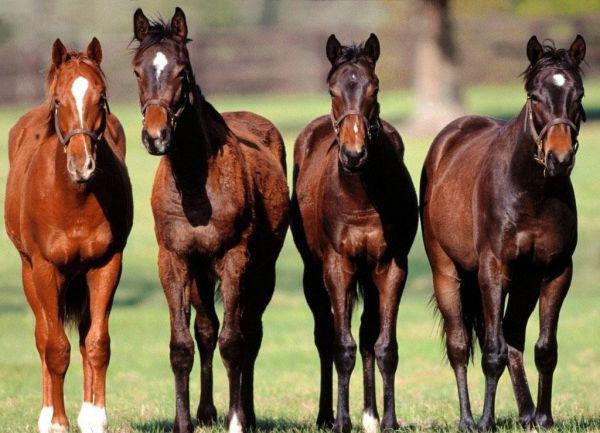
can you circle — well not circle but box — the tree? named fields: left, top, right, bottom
left=407, top=0, right=464, bottom=133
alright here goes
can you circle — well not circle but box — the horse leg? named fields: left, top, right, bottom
left=219, top=245, right=249, bottom=433
left=76, top=309, right=95, bottom=433
left=303, top=264, right=335, bottom=428
left=371, top=259, right=406, bottom=431
left=31, top=256, right=69, bottom=432
left=359, top=277, right=380, bottom=433
left=191, top=273, right=219, bottom=426
left=477, top=254, right=509, bottom=432
left=76, top=253, right=121, bottom=433
left=534, top=263, right=572, bottom=428
left=323, top=250, right=356, bottom=433
left=21, top=256, right=54, bottom=433
left=503, top=289, right=538, bottom=428
left=159, top=248, right=195, bottom=433
left=240, top=265, right=276, bottom=430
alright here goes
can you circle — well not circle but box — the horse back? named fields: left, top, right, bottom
left=223, top=111, right=286, bottom=173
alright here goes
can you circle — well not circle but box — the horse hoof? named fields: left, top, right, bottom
left=333, top=418, right=352, bottom=433
left=316, top=412, right=334, bottom=429
left=477, top=418, right=496, bottom=432
left=172, top=419, right=193, bottom=433
left=519, top=411, right=536, bottom=429
left=197, top=404, right=217, bottom=426
left=379, top=417, right=398, bottom=431
left=458, top=417, right=476, bottom=432
left=535, top=414, right=554, bottom=429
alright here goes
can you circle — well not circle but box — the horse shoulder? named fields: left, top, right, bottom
left=7, top=105, right=50, bottom=164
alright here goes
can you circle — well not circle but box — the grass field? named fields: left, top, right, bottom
left=1, top=81, right=599, bottom=432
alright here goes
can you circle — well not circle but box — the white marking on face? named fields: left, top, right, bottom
left=352, top=73, right=357, bottom=80
left=71, top=76, right=89, bottom=128
left=229, top=413, right=243, bottom=433
left=77, top=402, right=108, bottom=433
left=153, top=51, right=168, bottom=81
left=553, top=73, right=566, bottom=87
left=354, top=122, right=359, bottom=135
left=362, top=411, right=380, bottom=433
left=38, top=406, right=53, bottom=433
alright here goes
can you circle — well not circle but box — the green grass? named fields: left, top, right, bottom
left=1, top=81, right=600, bottom=432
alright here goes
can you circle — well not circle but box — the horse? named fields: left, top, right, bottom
left=420, top=35, right=586, bottom=431
left=291, top=34, right=418, bottom=433
left=131, top=8, right=289, bottom=433
left=4, top=38, right=133, bottom=433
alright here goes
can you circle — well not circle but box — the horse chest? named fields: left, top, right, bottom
left=326, top=213, right=389, bottom=261
left=40, top=218, right=113, bottom=266
left=503, top=206, right=576, bottom=266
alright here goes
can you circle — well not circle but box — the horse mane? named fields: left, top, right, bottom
left=327, top=43, right=369, bottom=81
left=132, top=17, right=191, bottom=53
left=521, top=40, right=584, bottom=88
left=44, top=51, right=107, bottom=117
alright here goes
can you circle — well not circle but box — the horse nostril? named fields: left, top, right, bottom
left=559, top=151, right=574, bottom=166
left=355, top=147, right=366, bottom=159
left=86, top=159, right=94, bottom=171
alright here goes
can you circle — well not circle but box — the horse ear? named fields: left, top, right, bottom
left=326, top=34, right=342, bottom=65
left=134, top=8, right=150, bottom=42
left=52, top=38, right=69, bottom=67
left=364, top=33, right=380, bottom=64
left=86, top=37, right=102, bottom=65
left=527, top=35, right=544, bottom=65
left=569, top=34, right=586, bottom=66
left=171, top=7, right=188, bottom=41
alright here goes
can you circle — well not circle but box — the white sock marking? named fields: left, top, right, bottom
left=78, top=402, right=108, bottom=433
left=229, top=413, right=243, bottom=433
left=50, top=423, right=68, bottom=433
left=153, top=51, right=168, bottom=81
left=553, top=73, right=566, bottom=87
left=38, top=406, right=53, bottom=433
left=71, top=76, right=89, bottom=127
left=362, top=411, right=380, bottom=433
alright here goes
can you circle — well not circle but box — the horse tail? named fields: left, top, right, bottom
left=459, top=272, right=484, bottom=362
left=59, top=274, right=89, bottom=326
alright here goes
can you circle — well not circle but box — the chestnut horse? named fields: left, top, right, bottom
left=291, top=34, right=418, bottom=433
left=4, top=38, right=133, bottom=433
left=421, top=35, right=586, bottom=431
left=131, top=8, right=289, bottom=433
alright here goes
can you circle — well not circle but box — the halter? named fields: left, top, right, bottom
left=330, top=109, right=381, bottom=142
left=140, top=68, right=192, bottom=128
left=54, top=98, right=109, bottom=147
left=524, top=95, right=579, bottom=168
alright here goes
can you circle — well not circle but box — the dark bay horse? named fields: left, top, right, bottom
left=132, top=8, right=289, bottom=433
left=291, top=34, right=418, bottom=433
left=420, top=35, right=586, bottom=431
left=4, top=38, right=133, bottom=433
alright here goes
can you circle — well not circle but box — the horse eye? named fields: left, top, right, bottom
left=54, top=99, right=60, bottom=107
left=178, top=69, right=187, bottom=79
left=133, top=70, right=140, bottom=79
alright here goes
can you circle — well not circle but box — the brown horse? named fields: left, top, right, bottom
left=291, top=34, right=418, bottom=433
left=131, top=8, right=289, bottom=433
left=420, top=35, right=586, bottom=431
left=4, top=38, right=133, bottom=433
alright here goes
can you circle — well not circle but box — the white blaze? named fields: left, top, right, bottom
left=553, top=73, right=566, bottom=87
left=71, top=76, right=89, bottom=128
left=153, top=51, right=168, bottom=81
left=354, top=122, right=359, bottom=134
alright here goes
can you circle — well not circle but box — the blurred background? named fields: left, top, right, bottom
left=1, top=1, right=599, bottom=432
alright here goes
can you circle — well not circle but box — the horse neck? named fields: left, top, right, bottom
left=167, top=92, right=227, bottom=187
left=503, top=106, right=558, bottom=194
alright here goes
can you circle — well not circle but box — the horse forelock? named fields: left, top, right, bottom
left=521, top=41, right=584, bottom=89
left=131, top=18, right=191, bottom=59
left=327, top=43, right=372, bottom=82
left=44, top=52, right=107, bottom=119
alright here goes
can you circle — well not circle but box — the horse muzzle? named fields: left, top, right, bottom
left=545, top=149, right=575, bottom=177
left=339, top=145, right=368, bottom=173
left=142, top=127, right=171, bottom=155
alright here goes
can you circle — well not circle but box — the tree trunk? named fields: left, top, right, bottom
left=406, top=0, right=464, bottom=134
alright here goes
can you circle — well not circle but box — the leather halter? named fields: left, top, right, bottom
left=330, top=109, right=381, bottom=141
left=54, top=99, right=108, bottom=146
left=524, top=95, right=579, bottom=167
